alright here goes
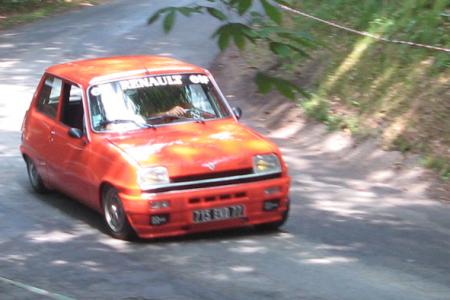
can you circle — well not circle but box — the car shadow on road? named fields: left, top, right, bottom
left=32, top=190, right=109, bottom=235
left=134, top=225, right=287, bottom=244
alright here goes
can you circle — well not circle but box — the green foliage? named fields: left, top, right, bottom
left=422, top=156, right=450, bottom=181
left=294, top=0, right=450, bottom=180
left=212, top=23, right=254, bottom=50
left=235, top=0, right=252, bottom=15
left=393, top=135, right=413, bottom=153
left=0, top=0, right=47, bottom=13
left=255, top=72, right=308, bottom=99
left=295, top=0, right=450, bottom=71
left=261, top=0, right=282, bottom=24
left=0, top=0, right=92, bottom=29
left=300, top=95, right=330, bottom=122
left=163, top=10, right=176, bottom=33
left=148, top=0, right=317, bottom=99
left=206, top=7, right=227, bottom=21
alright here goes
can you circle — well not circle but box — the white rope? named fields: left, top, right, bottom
left=279, top=4, right=450, bottom=53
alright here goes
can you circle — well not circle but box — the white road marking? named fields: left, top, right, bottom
left=0, top=275, right=75, bottom=300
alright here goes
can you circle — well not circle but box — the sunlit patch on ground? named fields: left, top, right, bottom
left=301, top=256, right=357, bottom=265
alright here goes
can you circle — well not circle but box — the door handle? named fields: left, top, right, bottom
left=49, top=129, right=56, bottom=142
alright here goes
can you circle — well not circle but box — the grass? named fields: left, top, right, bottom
left=422, top=156, right=450, bottom=181
left=285, top=0, right=450, bottom=180
left=0, top=0, right=102, bottom=30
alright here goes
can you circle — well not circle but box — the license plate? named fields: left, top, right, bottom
left=193, top=205, right=245, bottom=224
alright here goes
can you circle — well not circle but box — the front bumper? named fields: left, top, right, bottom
left=119, top=176, right=290, bottom=239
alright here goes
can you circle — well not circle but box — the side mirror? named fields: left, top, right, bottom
left=232, top=107, right=242, bottom=120
left=68, top=127, right=83, bottom=139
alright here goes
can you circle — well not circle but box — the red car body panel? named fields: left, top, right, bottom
left=20, top=55, right=291, bottom=239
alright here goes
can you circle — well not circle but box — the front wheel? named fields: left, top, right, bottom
left=102, top=186, right=135, bottom=240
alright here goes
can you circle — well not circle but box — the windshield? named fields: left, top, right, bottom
left=88, top=74, right=231, bottom=132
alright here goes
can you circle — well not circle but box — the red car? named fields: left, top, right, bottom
left=20, top=55, right=291, bottom=240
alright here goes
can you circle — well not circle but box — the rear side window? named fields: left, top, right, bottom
left=36, top=76, right=62, bottom=118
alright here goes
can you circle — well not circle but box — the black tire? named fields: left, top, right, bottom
left=25, top=157, right=48, bottom=193
left=102, top=186, right=135, bottom=240
left=256, top=200, right=290, bottom=231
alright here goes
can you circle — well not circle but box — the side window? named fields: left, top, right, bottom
left=36, top=76, right=62, bottom=118
left=61, top=83, right=84, bottom=130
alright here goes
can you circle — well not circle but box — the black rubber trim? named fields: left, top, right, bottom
left=145, top=173, right=281, bottom=193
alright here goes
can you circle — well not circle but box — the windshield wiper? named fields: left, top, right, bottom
left=192, top=115, right=205, bottom=124
left=100, top=119, right=154, bottom=129
left=187, top=108, right=206, bottom=124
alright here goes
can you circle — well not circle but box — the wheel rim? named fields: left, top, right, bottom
left=104, top=190, right=125, bottom=233
left=27, top=159, right=39, bottom=188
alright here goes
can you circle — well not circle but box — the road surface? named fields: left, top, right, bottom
left=1, top=1, right=449, bottom=299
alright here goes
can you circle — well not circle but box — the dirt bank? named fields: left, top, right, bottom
left=210, top=48, right=449, bottom=203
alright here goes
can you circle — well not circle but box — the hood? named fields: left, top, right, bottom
left=107, top=119, right=277, bottom=178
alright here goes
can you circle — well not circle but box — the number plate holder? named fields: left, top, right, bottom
left=192, top=205, right=245, bottom=224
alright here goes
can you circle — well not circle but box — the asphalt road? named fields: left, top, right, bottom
left=1, top=1, right=450, bottom=299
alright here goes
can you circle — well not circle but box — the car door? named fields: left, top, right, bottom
left=46, top=81, right=96, bottom=204
left=25, top=74, right=63, bottom=188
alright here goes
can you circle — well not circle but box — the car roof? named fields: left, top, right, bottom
left=45, top=55, right=207, bottom=86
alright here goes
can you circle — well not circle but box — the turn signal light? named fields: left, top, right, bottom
left=265, top=186, right=281, bottom=195
left=150, top=200, right=170, bottom=209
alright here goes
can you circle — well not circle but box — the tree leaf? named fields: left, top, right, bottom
left=260, top=0, right=282, bottom=24
left=269, top=42, right=291, bottom=57
left=272, top=0, right=290, bottom=6
left=277, top=31, right=316, bottom=48
left=255, top=72, right=273, bottom=94
left=163, top=10, right=176, bottom=33
left=207, top=7, right=227, bottom=21
left=274, top=79, right=296, bottom=99
left=148, top=7, right=173, bottom=25
left=148, top=11, right=161, bottom=25
left=238, top=0, right=252, bottom=15
left=178, top=7, right=193, bottom=17
left=233, top=31, right=246, bottom=49
left=218, top=30, right=231, bottom=51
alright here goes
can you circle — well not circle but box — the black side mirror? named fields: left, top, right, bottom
left=68, top=127, right=83, bottom=139
left=232, top=107, right=242, bottom=120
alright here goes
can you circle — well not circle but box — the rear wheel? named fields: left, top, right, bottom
left=102, top=186, right=135, bottom=240
left=25, top=157, right=48, bottom=193
left=256, top=200, right=290, bottom=231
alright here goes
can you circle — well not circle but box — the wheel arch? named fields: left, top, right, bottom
left=98, top=181, right=115, bottom=213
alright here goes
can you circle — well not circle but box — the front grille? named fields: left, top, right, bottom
left=171, top=168, right=253, bottom=183
left=188, top=191, right=247, bottom=205
left=146, top=173, right=281, bottom=193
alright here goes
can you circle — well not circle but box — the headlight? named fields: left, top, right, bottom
left=138, top=166, right=169, bottom=190
left=253, top=154, right=281, bottom=174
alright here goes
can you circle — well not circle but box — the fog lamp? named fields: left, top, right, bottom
left=150, top=214, right=170, bottom=226
left=263, top=199, right=280, bottom=211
